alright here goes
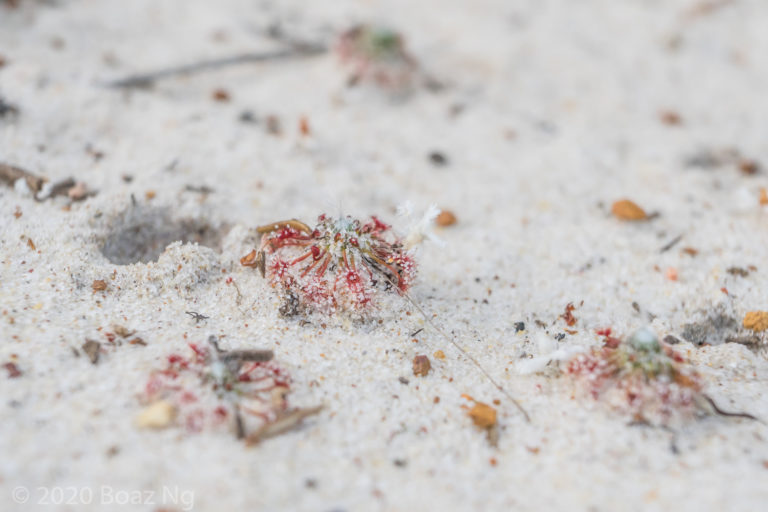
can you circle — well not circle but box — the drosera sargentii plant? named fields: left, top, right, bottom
left=241, top=212, right=530, bottom=422
left=140, top=337, right=321, bottom=442
left=335, top=24, right=417, bottom=90
left=241, top=214, right=416, bottom=315
left=566, top=328, right=758, bottom=425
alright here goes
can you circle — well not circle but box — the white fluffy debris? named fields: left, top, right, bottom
left=397, top=201, right=443, bottom=249
left=516, top=332, right=585, bottom=375
left=13, top=177, right=33, bottom=197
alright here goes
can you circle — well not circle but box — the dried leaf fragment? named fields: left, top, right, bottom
left=760, top=188, right=768, bottom=206
left=561, top=302, right=577, bottom=326
left=743, top=311, right=768, bottom=332
left=738, top=159, right=760, bottom=175
left=433, top=350, right=446, bottom=360
left=299, top=116, right=310, bottom=136
left=245, top=406, right=323, bottom=444
left=67, top=181, right=89, bottom=201
left=611, top=199, right=647, bottom=221
left=727, top=267, right=750, bottom=278
left=240, top=249, right=258, bottom=267
left=3, top=361, right=22, bottom=378
left=112, top=325, right=135, bottom=338
left=240, top=249, right=266, bottom=277
left=136, top=400, right=176, bottom=429
left=92, top=280, right=107, bottom=292
left=435, top=210, right=457, bottom=227
left=212, top=88, right=230, bottom=102
left=82, top=339, right=101, bottom=364
left=659, top=110, right=683, bottom=126
left=412, top=354, right=431, bottom=376
left=468, top=402, right=497, bottom=429
left=0, top=163, right=45, bottom=193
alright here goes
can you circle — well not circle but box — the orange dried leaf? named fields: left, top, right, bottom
left=468, top=402, right=497, bottom=429
left=611, top=199, right=647, bottom=221
left=743, top=311, right=768, bottom=332
left=240, top=250, right=258, bottom=267
left=435, top=210, right=457, bottom=227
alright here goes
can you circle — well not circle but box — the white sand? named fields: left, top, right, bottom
left=2, top=0, right=768, bottom=510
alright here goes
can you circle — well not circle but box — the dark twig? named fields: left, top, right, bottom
left=660, top=234, right=683, bottom=253
left=185, top=311, right=209, bottom=323
left=703, top=395, right=760, bottom=422
left=208, top=335, right=273, bottom=374
left=104, top=45, right=327, bottom=89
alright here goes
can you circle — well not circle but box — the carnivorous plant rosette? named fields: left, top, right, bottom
left=241, top=214, right=417, bottom=315
left=566, top=328, right=705, bottom=425
left=335, top=24, right=417, bottom=88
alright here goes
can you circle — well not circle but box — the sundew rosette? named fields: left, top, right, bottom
left=242, top=214, right=417, bottom=315
left=335, top=24, right=417, bottom=89
left=566, top=328, right=704, bottom=425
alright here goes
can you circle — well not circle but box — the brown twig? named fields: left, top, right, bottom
left=0, top=163, right=45, bottom=192
left=659, top=234, right=683, bottom=253
left=245, top=406, right=323, bottom=444
left=104, top=45, right=327, bottom=89
left=703, top=395, right=760, bottom=422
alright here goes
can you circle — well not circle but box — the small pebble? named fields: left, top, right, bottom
left=136, top=400, right=176, bottom=429
left=212, top=89, right=230, bottom=102
left=659, top=110, right=683, bottom=126
left=428, top=151, right=448, bottom=166
left=412, top=355, right=431, bottom=377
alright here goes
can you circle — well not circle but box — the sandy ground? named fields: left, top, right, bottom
left=2, top=0, right=768, bottom=510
